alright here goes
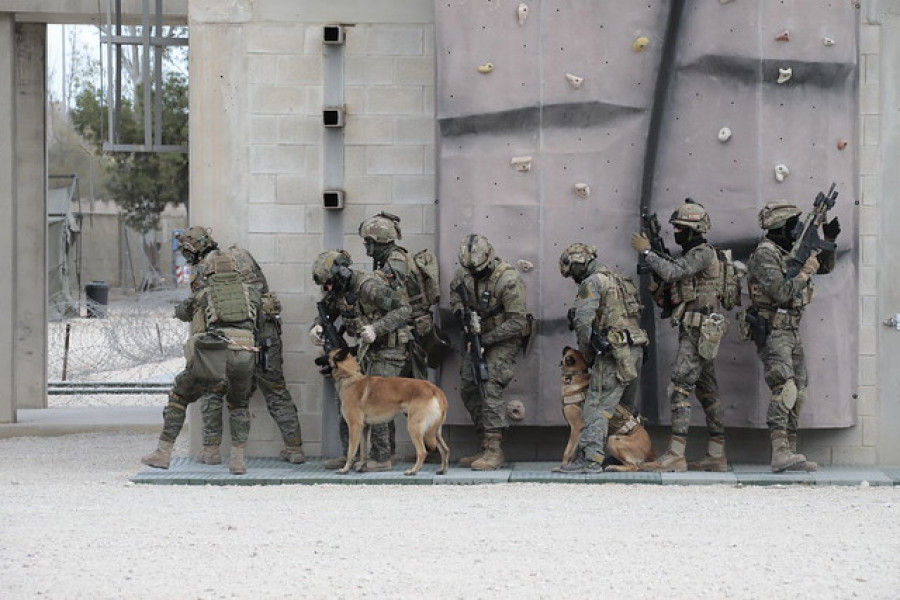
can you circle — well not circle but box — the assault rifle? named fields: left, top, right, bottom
left=314, top=298, right=348, bottom=375
left=786, top=183, right=838, bottom=278
left=637, top=210, right=675, bottom=319
left=455, top=283, right=490, bottom=398
left=258, top=337, right=272, bottom=373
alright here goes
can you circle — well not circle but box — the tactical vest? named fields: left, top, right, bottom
left=461, top=261, right=519, bottom=334
left=669, top=243, right=722, bottom=312
left=335, top=271, right=411, bottom=347
left=195, top=252, right=259, bottom=332
left=748, top=239, right=813, bottom=310
left=591, top=267, right=646, bottom=343
left=383, top=246, right=430, bottom=317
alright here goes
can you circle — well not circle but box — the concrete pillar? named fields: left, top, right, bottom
left=14, top=23, right=48, bottom=410
left=0, top=13, right=15, bottom=423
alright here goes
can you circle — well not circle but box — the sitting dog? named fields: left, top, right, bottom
left=560, top=346, right=655, bottom=471
left=328, top=346, right=450, bottom=476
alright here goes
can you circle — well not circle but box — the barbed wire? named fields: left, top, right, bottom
left=47, top=287, right=190, bottom=407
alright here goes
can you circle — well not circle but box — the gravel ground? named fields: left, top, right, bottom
left=1, top=431, right=899, bottom=599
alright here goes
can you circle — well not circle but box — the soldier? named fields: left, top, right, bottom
left=141, top=227, right=262, bottom=475
left=631, top=200, right=730, bottom=472
left=747, top=201, right=840, bottom=472
left=177, top=229, right=307, bottom=466
left=309, top=249, right=412, bottom=471
left=449, top=234, right=528, bottom=471
left=556, top=243, right=649, bottom=473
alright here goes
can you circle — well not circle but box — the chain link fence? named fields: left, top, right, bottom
left=47, top=288, right=189, bottom=407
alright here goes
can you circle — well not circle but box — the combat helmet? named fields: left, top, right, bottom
left=558, top=243, right=597, bottom=279
left=358, top=212, right=402, bottom=244
left=178, top=226, right=217, bottom=263
left=312, top=249, right=353, bottom=287
left=758, top=201, right=802, bottom=230
left=669, top=199, right=711, bottom=233
left=458, top=234, right=495, bottom=272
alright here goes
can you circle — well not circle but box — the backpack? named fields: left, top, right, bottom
left=716, top=248, right=745, bottom=311
left=412, top=248, right=441, bottom=306
left=202, top=271, right=260, bottom=329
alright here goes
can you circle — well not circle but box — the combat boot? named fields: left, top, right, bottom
left=770, top=430, right=808, bottom=472
left=280, top=446, right=306, bottom=464
left=197, top=445, right=221, bottom=465
left=471, top=432, right=505, bottom=471
left=788, top=433, right=817, bottom=471
left=141, top=440, right=174, bottom=469
left=324, top=456, right=348, bottom=469
left=458, top=432, right=486, bottom=468
left=688, top=436, right=728, bottom=472
left=229, top=443, right=247, bottom=475
left=641, top=435, right=687, bottom=472
left=365, top=459, right=392, bottom=472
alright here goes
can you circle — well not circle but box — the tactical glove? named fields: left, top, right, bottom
left=309, top=324, right=325, bottom=346
left=359, top=325, right=377, bottom=344
left=822, top=217, right=841, bottom=241
left=631, top=232, right=651, bottom=254
left=800, top=254, right=819, bottom=277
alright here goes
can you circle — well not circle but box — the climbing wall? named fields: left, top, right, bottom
left=434, top=0, right=858, bottom=429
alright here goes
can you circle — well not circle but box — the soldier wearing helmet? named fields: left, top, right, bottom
left=631, top=199, right=730, bottom=472
left=448, top=234, right=528, bottom=471
left=555, top=243, right=648, bottom=474
left=309, top=249, right=413, bottom=472
left=747, top=200, right=840, bottom=472
left=177, top=226, right=219, bottom=266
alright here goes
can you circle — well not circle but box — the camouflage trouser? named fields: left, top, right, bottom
left=355, top=345, right=410, bottom=462
left=757, top=327, right=808, bottom=434
left=202, top=320, right=303, bottom=448
left=459, top=339, right=520, bottom=433
left=161, top=348, right=255, bottom=444
left=579, top=346, right=643, bottom=463
left=668, top=325, right=724, bottom=437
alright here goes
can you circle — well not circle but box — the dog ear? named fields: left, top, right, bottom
left=334, top=347, right=349, bottom=362
left=562, top=345, right=573, bottom=356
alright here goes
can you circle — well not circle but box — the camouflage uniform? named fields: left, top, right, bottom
left=195, top=246, right=305, bottom=461
left=563, top=251, right=648, bottom=470
left=314, top=255, right=412, bottom=464
left=449, top=235, right=527, bottom=469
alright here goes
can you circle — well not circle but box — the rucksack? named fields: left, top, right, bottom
left=717, top=248, right=745, bottom=311
left=202, top=271, right=260, bottom=329
left=412, top=248, right=441, bottom=306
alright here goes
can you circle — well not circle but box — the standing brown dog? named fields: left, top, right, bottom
left=328, top=347, right=450, bottom=475
left=559, top=346, right=655, bottom=471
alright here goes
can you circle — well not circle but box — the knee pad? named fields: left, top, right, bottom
left=773, top=379, right=798, bottom=410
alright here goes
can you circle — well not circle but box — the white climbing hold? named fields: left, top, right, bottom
left=565, top=73, right=584, bottom=89
left=823, top=37, right=836, bottom=46
left=718, top=127, right=732, bottom=143
left=511, top=156, right=532, bottom=172
left=477, top=63, right=494, bottom=74
left=574, top=183, right=591, bottom=198
left=516, top=259, right=534, bottom=272
left=517, top=3, right=529, bottom=26
left=777, top=67, right=792, bottom=84
left=774, top=163, right=790, bottom=182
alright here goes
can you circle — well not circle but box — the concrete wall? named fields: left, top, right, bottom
left=0, top=13, right=16, bottom=422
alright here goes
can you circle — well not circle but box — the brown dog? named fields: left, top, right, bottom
left=560, top=346, right=655, bottom=471
left=328, top=346, right=450, bottom=476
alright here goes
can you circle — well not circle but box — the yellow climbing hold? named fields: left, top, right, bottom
left=477, top=62, right=495, bottom=73
left=633, top=37, right=649, bottom=52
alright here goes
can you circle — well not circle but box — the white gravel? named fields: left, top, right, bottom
left=1, top=431, right=899, bottom=599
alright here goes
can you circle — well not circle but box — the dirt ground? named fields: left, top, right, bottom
left=1, top=431, right=899, bottom=599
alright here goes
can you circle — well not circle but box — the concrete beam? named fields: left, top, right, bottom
left=0, top=14, right=15, bottom=422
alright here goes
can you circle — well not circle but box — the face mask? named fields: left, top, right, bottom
left=674, top=228, right=692, bottom=246
left=569, top=262, right=587, bottom=283
left=181, top=248, right=198, bottom=264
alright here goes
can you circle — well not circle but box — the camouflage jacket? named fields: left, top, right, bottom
left=448, top=258, right=527, bottom=347
left=317, top=270, right=411, bottom=348
left=645, top=242, right=720, bottom=312
left=376, top=245, right=431, bottom=318
left=747, top=238, right=834, bottom=311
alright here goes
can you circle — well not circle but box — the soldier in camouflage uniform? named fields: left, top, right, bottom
left=184, top=235, right=306, bottom=467
left=309, top=249, right=412, bottom=471
left=631, top=200, right=730, bottom=472
left=747, top=201, right=840, bottom=472
left=556, top=243, right=649, bottom=473
left=449, top=234, right=528, bottom=471
left=142, top=227, right=262, bottom=475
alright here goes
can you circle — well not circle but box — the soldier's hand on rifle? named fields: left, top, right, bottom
left=359, top=325, right=377, bottom=344
left=309, top=324, right=325, bottom=346
left=823, top=217, right=841, bottom=241
left=800, top=254, right=820, bottom=279
left=631, top=232, right=651, bottom=254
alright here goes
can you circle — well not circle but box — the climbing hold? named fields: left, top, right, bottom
left=774, top=163, right=790, bottom=182
left=574, top=183, right=591, bottom=198
left=718, top=127, right=732, bottom=143
left=516, top=260, right=534, bottom=272
left=823, top=37, right=836, bottom=46
left=777, top=67, right=792, bottom=84
left=565, top=73, right=584, bottom=89
left=775, top=30, right=789, bottom=42
left=837, top=139, right=848, bottom=150
left=506, top=399, right=526, bottom=421
left=517, top=3, right=529, bottom=26
left=632, top=37, right=650, bottom=52
left=510, top=156, right=532, bottom=172
left=477, top=62, right=494, bottom=74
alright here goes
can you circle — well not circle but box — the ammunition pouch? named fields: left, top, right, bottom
left=698, top=312, right=727, bottom=360
left=609, top=329, right=638, bottom=383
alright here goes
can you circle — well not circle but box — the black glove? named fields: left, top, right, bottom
left=822, top=217, right=841, bottom=241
